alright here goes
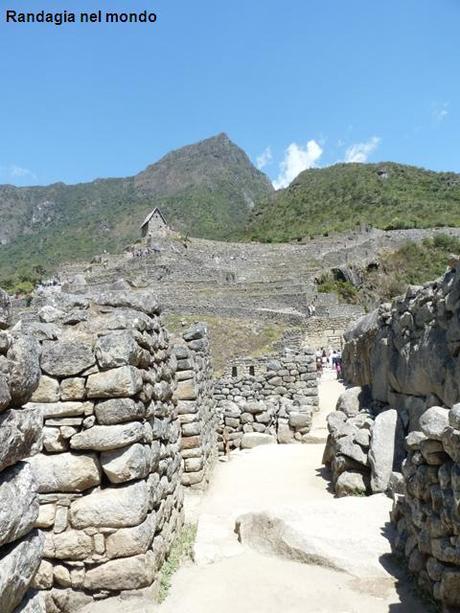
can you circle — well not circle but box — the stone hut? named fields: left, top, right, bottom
left=140, top=207, right=169, bottom=238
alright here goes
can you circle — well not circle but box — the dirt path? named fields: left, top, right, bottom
left=86, top=375, right=430, bottom=613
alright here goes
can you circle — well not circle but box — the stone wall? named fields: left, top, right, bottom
left=0, top=289, right=45, bottom=612
left=21, top=290, right=183, bottom=611
left=215, top=348, right=318, bottom=451
left=173, top=323, right=218, bottom=488
left=333, top=257, right=460, bottom=609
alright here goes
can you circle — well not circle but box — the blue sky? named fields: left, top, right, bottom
left=1, top=0, right=459, bottom=187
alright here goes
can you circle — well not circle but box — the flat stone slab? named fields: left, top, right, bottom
left=240, top=433, right=276, bottom=449
left=235, top=494, right=394, bottom=578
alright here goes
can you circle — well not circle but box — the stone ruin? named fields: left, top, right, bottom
left=324, top=257, right=460, bottom=609
left=0, top=281, right=320, bottom=612
left=0, top=289, right=44, bottom=612
left=214, top=348, right=318, bottom=452
left=173, top=323, right=218, bottom=488
left=21, top=290, right=183, bottom=611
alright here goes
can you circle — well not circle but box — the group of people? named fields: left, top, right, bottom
left=315, top=347, right=342, bottom=378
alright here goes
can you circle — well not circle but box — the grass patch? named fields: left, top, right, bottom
left=157, top=523, right=197, bottom=603
left=164, top=313, right=287, bottom=375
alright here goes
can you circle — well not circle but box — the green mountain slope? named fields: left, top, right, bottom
left=0, top=133, right=273, bottom=280
left=245, top=162, right=460, bottom=242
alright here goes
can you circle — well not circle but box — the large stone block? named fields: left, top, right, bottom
left=175, top=380, right=198, bottom=401
left=30, top=375, right=60, bottom=403
left=70, top=480, right=149, bottom=529
left=70, top=422, right=144, bottom=451
left=101, top=443, right=150, bottom=483
left=7, top=335, right=41, bottom=406
left=83, top=551, right=155, bottom=591
left=94, top=398, right=145, bottom=425
left=95, top=332, right=143, bottom=370
left=0, top=407, right=43, bottom=472
left=86, top=366, right=143, bottom=398
left=241, top=433, right=276, bottom=449
left=0, top=462, right=39, bottom=548
left=0, top=530, right=43, bottom=613
left=41, top=340, right=95, bottom=377
left=44, top=529, right=93, bottom=560
left=105, top=512, right=156, bottom=559
left=28, top=452, right=101, bottom=493
left=369, top=409, right=405, bottom=493
left=26, top=401, right=92, bottom=419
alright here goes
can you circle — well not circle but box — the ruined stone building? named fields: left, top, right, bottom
left=140, top=207, right=170, bottom=238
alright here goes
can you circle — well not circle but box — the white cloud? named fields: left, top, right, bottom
left=433, top=102, right=449, bottom=122
left=256, top=147, right=272, bottom=170
left=343, top=136, right=380, bottom=164
left=273, top=140, right=323, bottom=189
left=0, top=164, right=37, bottom=183
left=10, top=165, right=36, bottom=179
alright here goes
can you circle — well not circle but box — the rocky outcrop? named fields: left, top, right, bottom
left=336, top=258, right=460, bottom=609
left=215, top=348, right=318, bottom=452
left=22, top=290, right=184, bottom=610
left=174, top=323, right=218, bottom=488
left=0, top=290, right=45, bottom=613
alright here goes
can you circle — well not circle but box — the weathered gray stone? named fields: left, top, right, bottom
left=94, top=290, right=160, bottom=316
left=0, top=288, right=12, bottom=329
left=95, top=397, right=145, bottom=425
left=95, top=332, right=143, bottom=370
left=7, top=335, right=41, bottom=406
left=0, top=407, right=43, bottom=472
left=420, top=406, right=450, bottom=441
left=83, top=551, right=155, bottom=591
left=70, top=422, right=144, bottom=451
left=86, top=366, right=143, bottom=398
left=0, top=530, right=43, bottom=613
left=41, top=340, right=95, bottom=377
left=60, top=378, right=86, bottom=401
left=336, top=387, right=369, bottom=418
left=241, top=432, right=276, bottom=449
left=0, top=462, right=39, bottom=548
left=44, top=529, right=93, bottom=560
left=30, top=375, right=60, bottom=403
left=0, top=373, right=11, bottom=412
left=101, top=443, right=150, bottom=483
left=175, top=380, right=198, bottom=401
left=70, top=480, right=149, bottom=528
left=27, top=401, right=92, bottom=419
left=449, top=403, right=460, bottom=430
left=105, top=512, right=156, bottom=559
left=15, top=589, right=46, bottom=613
left=335, top=471, right=368, bottom=497
left=28, top=452, right=101, bottom=493
left=369, top=409, right=405, bottom=493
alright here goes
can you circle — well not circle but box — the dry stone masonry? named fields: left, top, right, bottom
left=215, top=348, right=318, bottom=451
left=21, top=290, right=184, bottom=611
left=0, top=289, right=45, bottom=613
left=331, top=256, right=460, bottom=610
left=173, top=323, right=218, bottom=488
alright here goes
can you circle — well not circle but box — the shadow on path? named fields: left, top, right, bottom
left=379, top=521, right=438, bottom=613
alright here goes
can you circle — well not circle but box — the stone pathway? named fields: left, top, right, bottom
left=85, top=376, right=431, bottom=613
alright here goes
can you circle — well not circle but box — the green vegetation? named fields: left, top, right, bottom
left=0, top=134, right=273, bottom=287
left=157, top=523, right=197, bottom=602
left=319, top=234, right=460, bottom=307
left=164, top=313, right=288, bottom=375
left=316, top=274, right=359, bottom=303
left=245, top=162, right=460, bottom=242
left=364, top=233, right=460, bottom=302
